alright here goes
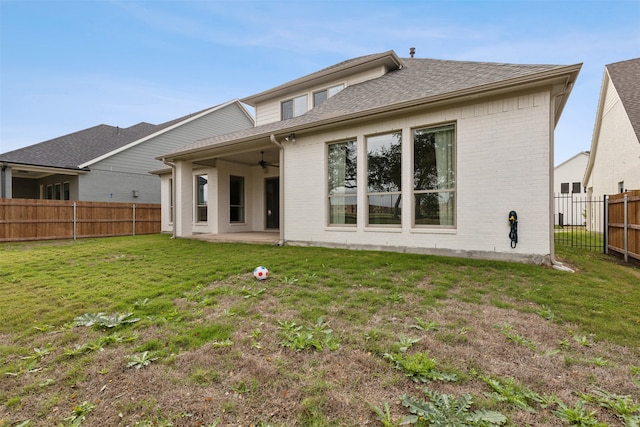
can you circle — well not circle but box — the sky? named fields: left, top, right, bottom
left=0, top=0, right=638, bottom=165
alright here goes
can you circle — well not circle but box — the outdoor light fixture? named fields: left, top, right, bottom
left=132, top=190, right=139, bottom=198
left=285, top=133, right=296, bottom=143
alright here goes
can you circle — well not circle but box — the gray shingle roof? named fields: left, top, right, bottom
left=0, top=106, right=214, bottom=169
left=607, top=57, right=640, bottom=142
left=173, top=54, right=577, bottom=157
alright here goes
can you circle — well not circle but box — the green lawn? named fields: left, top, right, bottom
left=1, top=235, right=638, bottom=426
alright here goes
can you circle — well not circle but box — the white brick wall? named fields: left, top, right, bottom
left=283, top=89, right=553, bottom=263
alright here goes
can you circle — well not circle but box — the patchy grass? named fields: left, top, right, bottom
left=0, top=234, right=638, bottom=426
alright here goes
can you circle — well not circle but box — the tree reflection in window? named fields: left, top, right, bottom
left=414, top=124, right=455, bottom=226
left=328, top=140, right=357, bottom=225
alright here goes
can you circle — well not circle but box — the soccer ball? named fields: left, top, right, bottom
left=253, top=266, right=269, bottom=280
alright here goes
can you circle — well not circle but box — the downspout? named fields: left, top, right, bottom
left=1, top=162, right=7, bottom=199
left=270, top=134, right=285, bottom=246
left=162, top=158, right=177, bottom=239
left=549, top=86, right=574, bottom=272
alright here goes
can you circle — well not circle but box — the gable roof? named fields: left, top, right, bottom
left=0, top=99, right=250, bottom=170
left=583, top=58, right=639, bottom=186
left=164, top=51, right=581, bottom=160
left=606, top=58, right=640, bottom=142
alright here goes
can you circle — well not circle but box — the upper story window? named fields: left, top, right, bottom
left=571, top=182, right=582, bottom=194
left=281, top=95, right=308, bottom=120
left=560, top=183, right=570, bottom=194
left=313, top=84, right=344, bottom=107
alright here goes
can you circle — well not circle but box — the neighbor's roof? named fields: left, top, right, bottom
left=0, top=100, right=242, bottom=170
left=166, top=51, right=581, bottom=159
left=606, top=57, right=640, bottom=142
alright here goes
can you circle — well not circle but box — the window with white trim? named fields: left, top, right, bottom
left=367, top=132, right=402, bottom=225
left=328, top=140, right=357, bottom=225
left=313, top=84, right=344, bottom=107
left=230, top=175, right=245, bottom=223
left=281, top=94, right=308, bottom=120
left=196, top=174, right=208, bottom=222
left=413, top=124, right=456, bottom=227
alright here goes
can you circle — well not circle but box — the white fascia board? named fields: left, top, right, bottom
left=583, top=70, right=610, bottom=186
left=79, top=99, right=250, bottom=169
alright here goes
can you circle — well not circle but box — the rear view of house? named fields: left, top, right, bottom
left=158, top=50, right=581, bottom=264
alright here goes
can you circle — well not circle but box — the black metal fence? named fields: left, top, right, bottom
left=554, top=193, right=606, bottom=251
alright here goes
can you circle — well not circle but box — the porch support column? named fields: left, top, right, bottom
left=174, top=159, right=193, bottom=237
left=1, top=163, right=12, bottom=199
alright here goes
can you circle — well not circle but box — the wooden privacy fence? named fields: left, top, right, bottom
left=607, top=190, right=640, bottom=262
left=0, top=199, right=161, bottom=242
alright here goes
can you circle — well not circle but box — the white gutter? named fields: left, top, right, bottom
left=549, top=83, right=575, bottom=273
left=270, top=134, right=285, bottom=246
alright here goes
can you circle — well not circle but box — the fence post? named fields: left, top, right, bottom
left=73, top=202, right=77, bottom=241
left=133, top=204, right=136, bottom=237
left=624, top=194, right=628, bottom=262
left=603, top=196, right=608, bottom=254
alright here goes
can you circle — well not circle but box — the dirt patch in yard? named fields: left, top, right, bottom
left=2, top=282, right=639, bottom=426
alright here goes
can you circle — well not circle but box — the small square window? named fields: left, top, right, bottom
left=572, top=182, right=581, bottom=194
left=560, top=183, right=569, bottom=194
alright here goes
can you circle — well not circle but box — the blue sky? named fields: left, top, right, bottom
left=1, top=0, right=638, bottom=164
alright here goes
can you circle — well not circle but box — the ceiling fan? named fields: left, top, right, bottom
left=258, top=151, right=279, bottom=169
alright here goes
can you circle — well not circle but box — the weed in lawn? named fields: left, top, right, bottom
left=479, top=375, right=542, bottom=413
left=384, top=351, right=458, bottom=383
left=277, top=318, right=340, bottom=352
left=409, top=317, right=440, bottom=332
left=400, top=387, right=507, bottom=426
left=64, top=401, right=95, bottom=426
left=126, top=350, right=158, bottom=369
left=584, top=388, right=640, bottom=425
left=552, top=398, right=604, bottom=427
left=74, top=312, right=140, bottom=329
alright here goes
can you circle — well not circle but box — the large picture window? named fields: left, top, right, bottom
left=230, top=175, right=245, bottom=223
left=196, top=174, right=208, bottom=222
left=413, top=124, right=456, bottom=227
left=367, top=132, right=402, bottom=225
left=328, top=140, right=357, bottom=225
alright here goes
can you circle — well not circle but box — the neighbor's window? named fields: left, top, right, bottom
left=54, top=183, right=61, bottom=200
left=46, top=184, right=53, bottom=200
left=367, top=132, right=402, bottom=225
left=63, top=182, right=70, bottom=200
left=328, top=140, right=357, bottom=225
left=413, top=124, right=456, bottom=227
left=281, top=94, right=308, bottom=120
left=196, top=174, right=208, bottom=222
left=230, top=175, right=245, bottom=223
left=572, top=182, right=581, bottom=194
left=560, top=183, right=570, bottom=194
left=313, top=84, right=344, bottom=107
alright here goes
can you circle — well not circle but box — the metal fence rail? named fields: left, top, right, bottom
left=554, top=193, right=605, bottom=252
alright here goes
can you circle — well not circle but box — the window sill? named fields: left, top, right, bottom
left=325, top=226, right=357, bottom=232
left=364, top=227, right=402, bottom=233
left=410, top=228, right=457, bottom=235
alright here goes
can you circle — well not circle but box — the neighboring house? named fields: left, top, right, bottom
left=158, top=50, right=581, bottom=264
left=0, top=100, right=254, bottom=203
left=582, top=58, right=640, bottom=233
left=584, top=58, right=640, bottom=197
left=554, top=151, right=589, bottom=226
